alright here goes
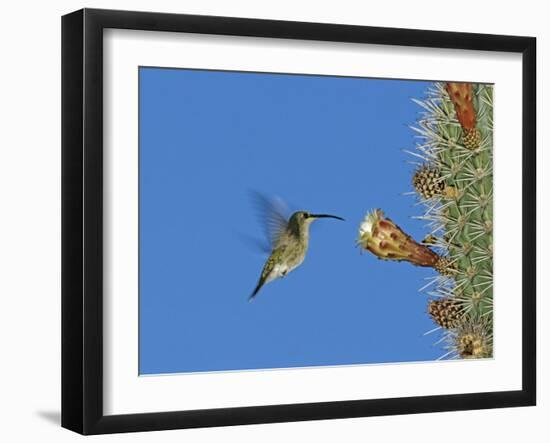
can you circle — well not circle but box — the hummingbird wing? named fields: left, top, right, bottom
left=250, top=192, right=290, bottom=249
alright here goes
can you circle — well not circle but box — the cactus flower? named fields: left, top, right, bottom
left=445, top=83, right=476, bottom=130
left=357, top=209, right=441, bottom=268
left=445, top=82, right=481, bottom=150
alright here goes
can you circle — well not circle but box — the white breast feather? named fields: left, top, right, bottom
left=266, top=263, right=288, bottom=283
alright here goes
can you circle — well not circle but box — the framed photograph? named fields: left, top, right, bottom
left=61, top=8, right=536, bottom=435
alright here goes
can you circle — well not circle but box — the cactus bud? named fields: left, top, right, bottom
left=428, top=298, right=463, bottom=329
left=412, top=166, right=445, bottom=200
left=454, top=320, right=492, bottom=359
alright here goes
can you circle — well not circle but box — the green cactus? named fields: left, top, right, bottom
left=356, top=81, right=493, bottom=359
left=410, top=82, right=493, bottom=358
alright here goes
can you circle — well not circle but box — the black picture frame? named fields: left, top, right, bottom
left=62, top=8, right=536, bottom=435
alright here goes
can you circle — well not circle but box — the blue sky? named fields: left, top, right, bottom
left=139, top=67, right=442, bottom=375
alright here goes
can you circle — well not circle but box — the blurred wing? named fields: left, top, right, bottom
left=234, top=231, right=272, bottom=255
left=250, top=192, right=289, bottom=249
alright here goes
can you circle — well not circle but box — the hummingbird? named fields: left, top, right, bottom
left=249, top=194, right=344, bottom=301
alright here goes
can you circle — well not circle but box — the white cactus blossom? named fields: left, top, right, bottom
left=358, top=209, right=381, bottom=237
left=357, top=209, right=383, bottom=249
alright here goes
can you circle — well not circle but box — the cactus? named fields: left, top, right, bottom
left=410, top=81, right=493, bottom=358
left=357, top=81, right=493, bottom=360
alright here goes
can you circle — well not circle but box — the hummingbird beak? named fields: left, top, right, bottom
left=310, top=213, right=345, bottom=221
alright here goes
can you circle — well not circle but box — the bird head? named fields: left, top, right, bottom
left=290, top=211, right=345, bottom=227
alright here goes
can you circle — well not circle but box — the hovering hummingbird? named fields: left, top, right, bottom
left=249, top=194, right=344, bottom=301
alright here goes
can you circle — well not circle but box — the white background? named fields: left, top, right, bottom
left=0, top=0, right=546, bottom=441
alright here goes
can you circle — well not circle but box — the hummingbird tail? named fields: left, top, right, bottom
left=249, top=280, right=264, bottom=302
